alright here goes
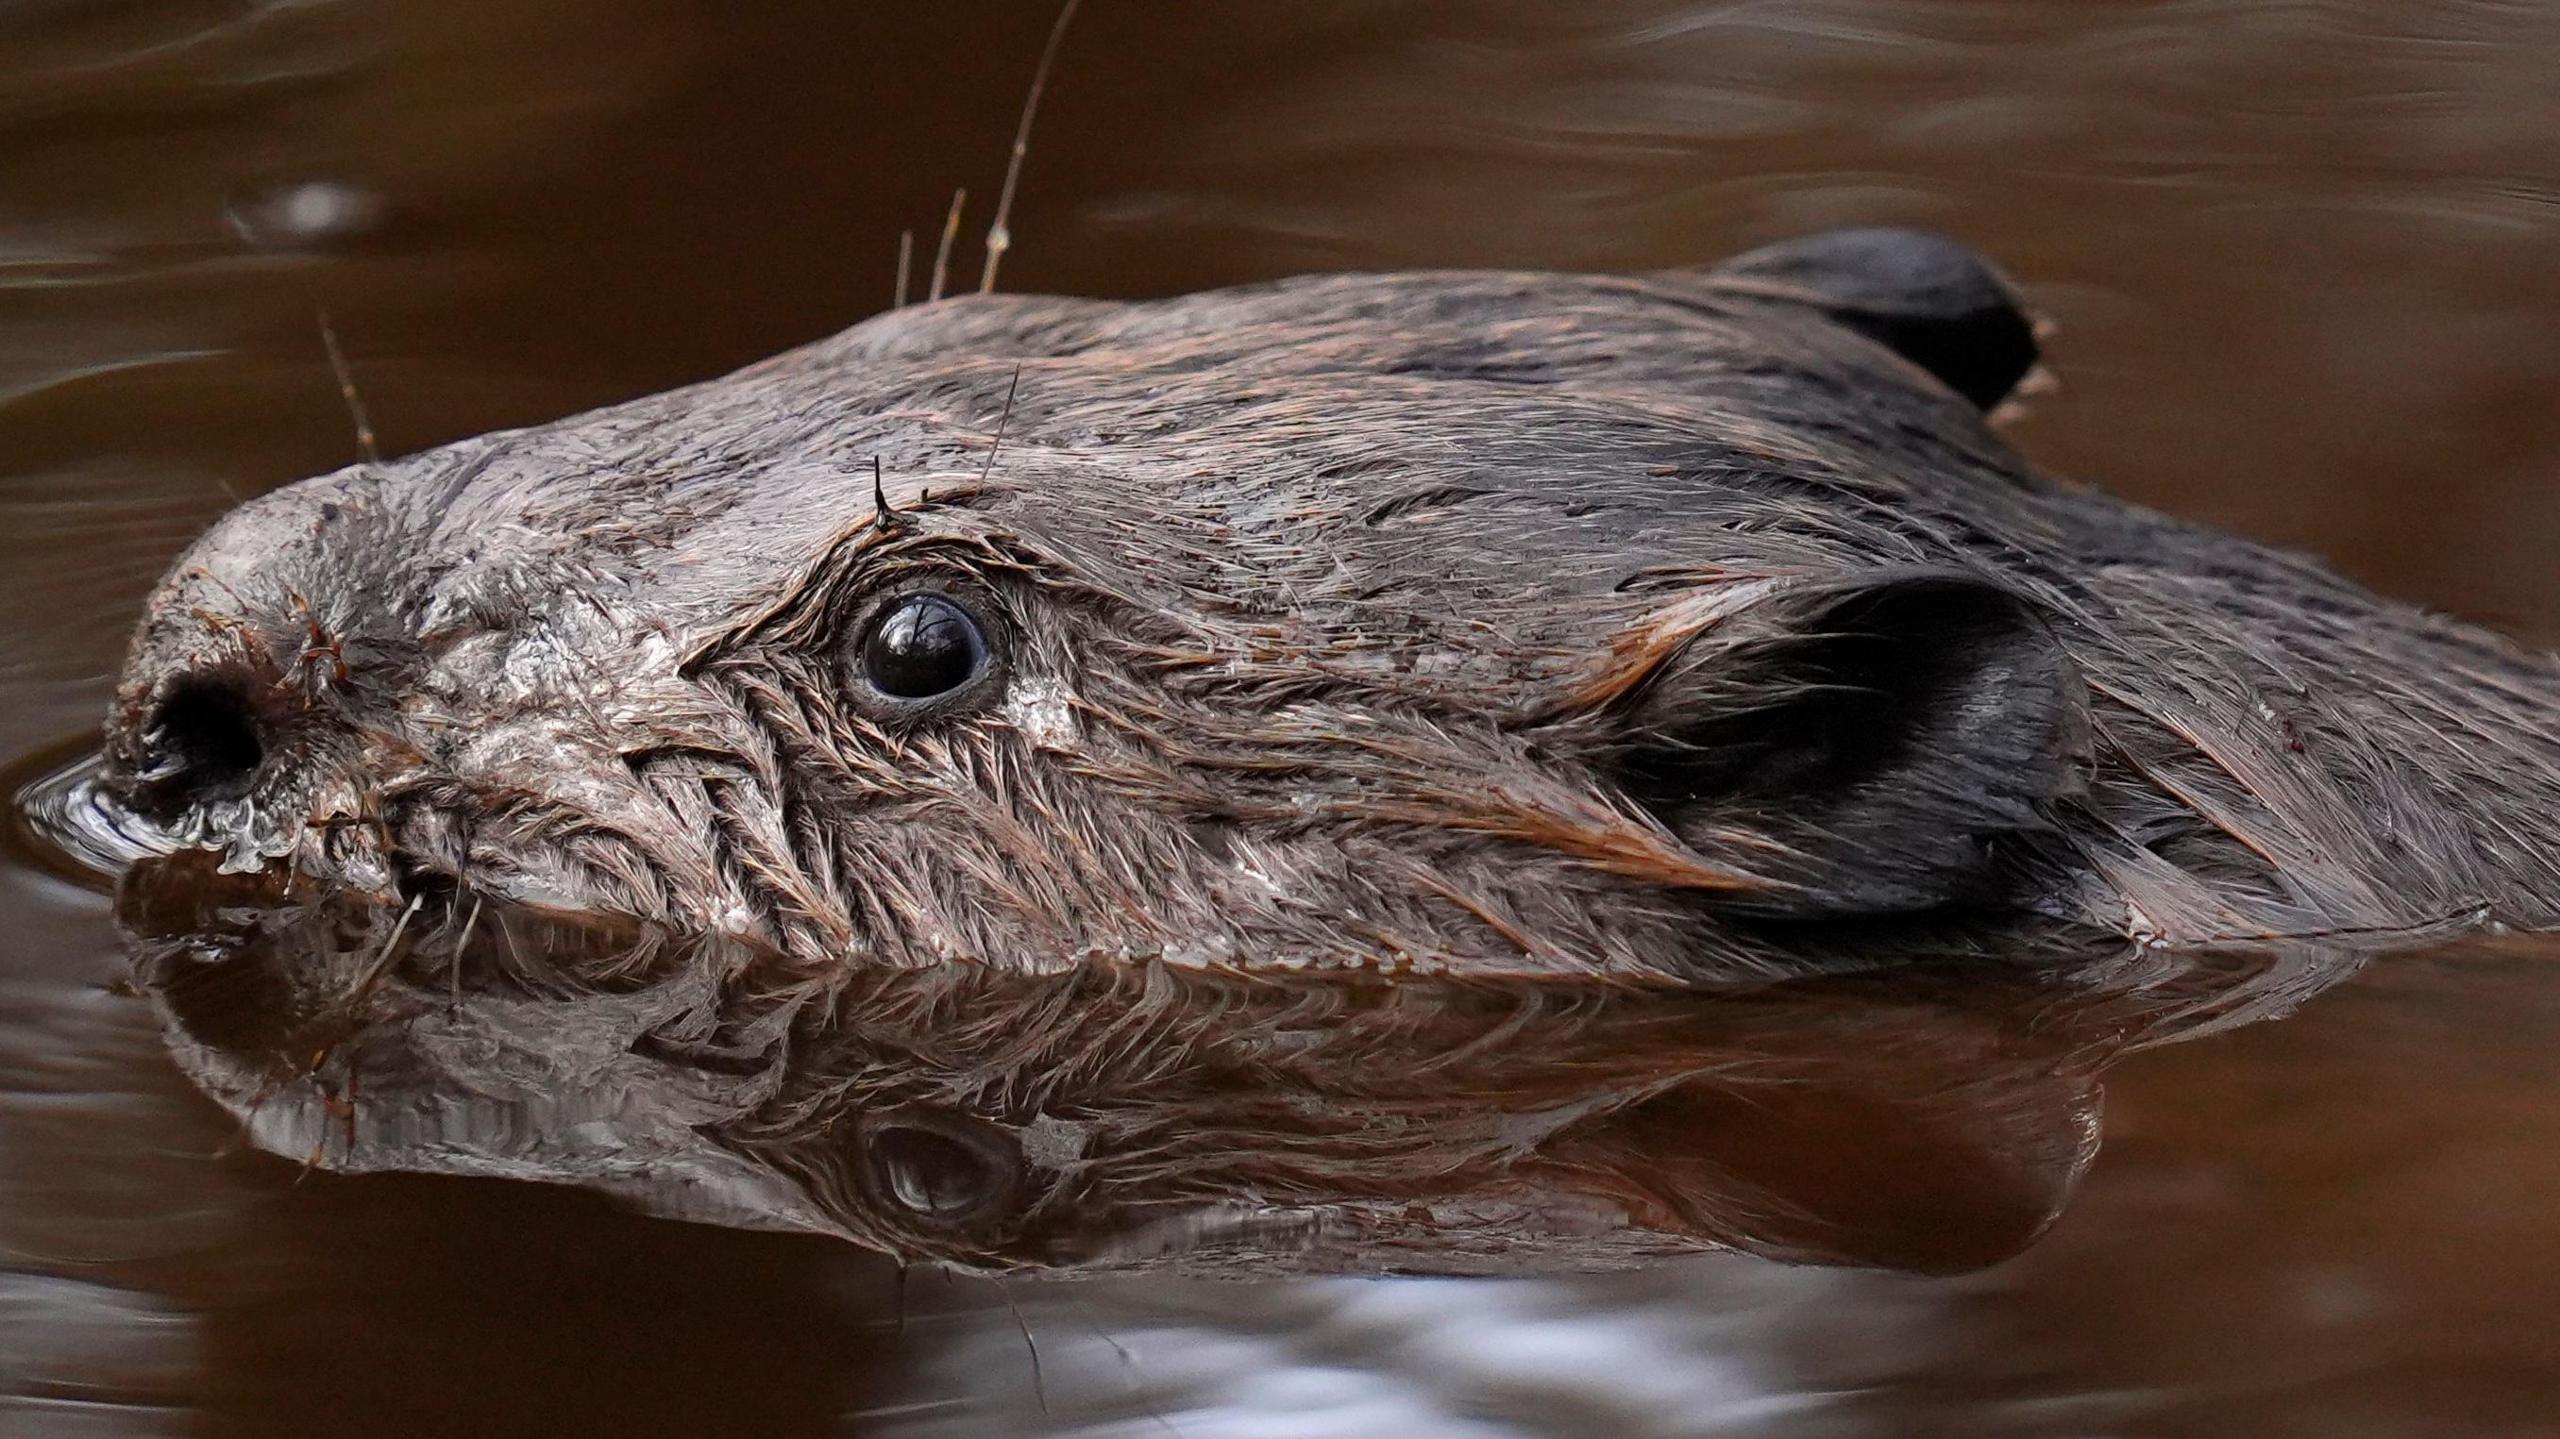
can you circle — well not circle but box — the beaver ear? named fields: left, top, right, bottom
left=1605, top=571, right=2084, bottom=919
left=1710, top=228, right=2040, bottom=410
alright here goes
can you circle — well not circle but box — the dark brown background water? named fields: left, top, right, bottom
left=3, top=2, right=2558, bottom=1434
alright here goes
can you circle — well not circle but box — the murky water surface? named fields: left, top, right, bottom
left=4, top=2, right=2558, bottom=1434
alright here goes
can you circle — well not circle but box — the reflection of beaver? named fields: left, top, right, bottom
left=92, top=230, right=2560, bottom=1271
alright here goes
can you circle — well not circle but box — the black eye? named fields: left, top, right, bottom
left=858, top=594, right=988, bottom=700
left=863, top=1115, right=1019, bottom=1226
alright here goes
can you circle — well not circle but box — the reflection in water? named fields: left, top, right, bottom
left=5, top=0, right=2560, bottom=1434
left=39, top=744, right=2553, bottom=1438
left=111, top=838, right=2121, bottom=1277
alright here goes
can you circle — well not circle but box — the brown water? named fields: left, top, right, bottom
left=4, top=1, right=2559, bottom=1434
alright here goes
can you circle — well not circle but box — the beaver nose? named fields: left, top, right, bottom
left=109, top=467, right=387, bottom=822
left=132, top=678, right=269, bottom=814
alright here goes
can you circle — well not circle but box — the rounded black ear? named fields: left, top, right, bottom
left=1601, top=570, right=2085, bottom=919
left=1710, top=228, right=2040, bottom=411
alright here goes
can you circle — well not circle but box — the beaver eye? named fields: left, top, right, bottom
left=858, top=594, right=987, bottom=700
left=863, top=1115, right=1020, bottom=1226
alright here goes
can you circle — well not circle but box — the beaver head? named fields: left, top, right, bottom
left=108, top=229, right=2093, bottom=972
left=92, top=229, right=2560, bottom=1271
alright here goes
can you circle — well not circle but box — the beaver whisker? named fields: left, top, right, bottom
left=976, top=0, right=1084, bottom=296
left=988, top=1275, right=1051, bottom=1416
left=927, top=187, right=966, bottom=305
left=338, top=891, right=422, bottom=1010
left=448, top=894, right=481, bottom=1011
left=977, top=365, right=1023, bottom=484
left=313, top=305, right=379, bottom=466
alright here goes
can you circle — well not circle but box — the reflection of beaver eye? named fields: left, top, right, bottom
left=858, top=594, right=988, bottom=700
left=863, top=1114, right=1019, bottom=1226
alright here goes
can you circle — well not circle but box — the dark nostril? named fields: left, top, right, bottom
left=137, top=681, right=267, bottom=809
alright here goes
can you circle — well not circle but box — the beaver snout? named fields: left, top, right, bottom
left=102, top=470, right=400, bottom=839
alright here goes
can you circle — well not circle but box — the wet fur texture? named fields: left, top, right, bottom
left=110, top=238, right=2560, bottom=1020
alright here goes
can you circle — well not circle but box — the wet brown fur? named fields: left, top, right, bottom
left=109, top=251, right=2560, bottom=1007
left=97, top=234, right=2560, bottom=1269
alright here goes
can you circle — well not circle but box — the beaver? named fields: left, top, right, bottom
left=89, top=229, right=2560, bottom=1273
